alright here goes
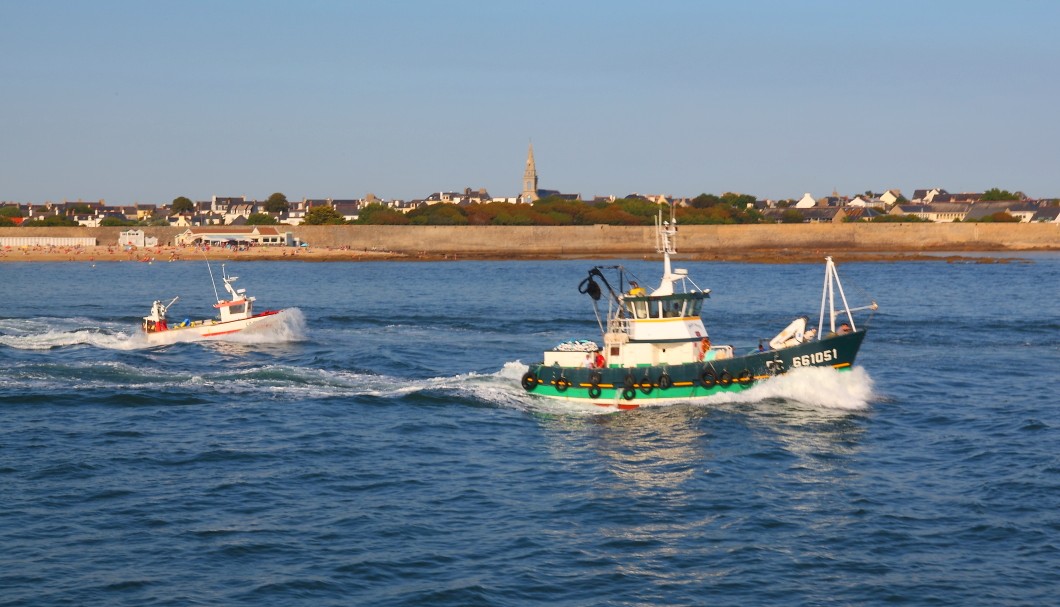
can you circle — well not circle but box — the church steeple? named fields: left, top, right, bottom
left=521, top=142, right=539, bottom=203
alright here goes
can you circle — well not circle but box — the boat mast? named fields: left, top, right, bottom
left=654, top=205, right=679, bottom=296
left=817, top=257, right=867, bottom=336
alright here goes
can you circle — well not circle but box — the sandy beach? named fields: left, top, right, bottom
left=0, top=243, right=1039, bottom=264
left=1, top=224, right=1055, bottom=264
left=0, top=244, right=404, bottom=263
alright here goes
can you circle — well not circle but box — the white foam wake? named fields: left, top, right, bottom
left=710, top=365, right=876, bottom=411
left=0, top=317, right=142, bottom=350
left=461, top=362, right=876, bottom=414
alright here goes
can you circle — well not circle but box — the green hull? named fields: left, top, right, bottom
left=522, top=331, right=866, bottom=409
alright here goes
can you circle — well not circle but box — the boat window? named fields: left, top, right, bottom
left=663, top=301, right=683, bottom=318
left=624, top=301, right=636, bottom=318
left=229, top=303, right=246, bottom=315
left=633, top=301, right=649, bottom=319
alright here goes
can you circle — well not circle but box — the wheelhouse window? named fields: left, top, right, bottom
left=686, top=298, right=703, bottom=316
left=633, top=300, right=649, bottom=319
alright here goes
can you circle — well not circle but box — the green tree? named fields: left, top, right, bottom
left=781, top=209, right=805, bottom=223
left=408, top=203, right=468, bottom=225
left=720, top=192, right=757, bottom=208
left=99, top=217, right=132, bottom=226
left=148, top=211, right=171, bottom=226
left=463, top=201, right=540, bottom=226
left=303, top=205, right=345, bottom=225
left=0, top=216, right=15, bottom=227
left=0, top=205, right=22, bottom=217
left=684, top=192, right=761, bottom=224
left=171, top=196, right=195, bottom=214
left=980, top=188, right=1019, bottom=201
left=871, top=214, right=928, bottom=223
left=690, top=193, right=723, bottom=208
left=355, top=203, right=409, bottom=225
left=265, top=192, right=290, bottom=213
left=246, top=213, right=279, bottom=225
left=24, top=215, right=78, bottom=227
left=612, top=198, right=665, bottom=223
left=976, top=211, right=1019, bottom=223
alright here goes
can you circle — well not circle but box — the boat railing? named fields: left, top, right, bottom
left=606, top=316, right=631, bottom=335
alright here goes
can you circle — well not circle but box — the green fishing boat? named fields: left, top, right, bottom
left=520, top=210, right=878, bottom=409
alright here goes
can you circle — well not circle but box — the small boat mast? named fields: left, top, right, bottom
left=212, top=265, right=256, bottom=322
left=817, top=256, right=878, bottom=336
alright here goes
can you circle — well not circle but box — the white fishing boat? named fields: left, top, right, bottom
left=142, top=264, right=286, bottom=344
left=520, top=208, right=878, bottom=409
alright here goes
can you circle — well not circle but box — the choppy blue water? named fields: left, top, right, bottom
left=1, top=255, right=1057, bottom=606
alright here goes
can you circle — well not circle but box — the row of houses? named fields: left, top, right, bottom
left=1, top=191, right=508, bottom=227
left=759, top=202, right=1059, bottom=224
left=5, top=188, right=1060, bottom=226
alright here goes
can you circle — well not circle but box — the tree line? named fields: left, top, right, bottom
left=306, top=193, right=767, bottom=226
left=2, top=188, right=1040, bottom=228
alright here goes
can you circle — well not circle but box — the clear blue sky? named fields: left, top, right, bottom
left=3, top=0, right=1058, bottom=204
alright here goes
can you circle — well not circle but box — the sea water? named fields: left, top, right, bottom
left=0, top=256, right=1057, bottom=606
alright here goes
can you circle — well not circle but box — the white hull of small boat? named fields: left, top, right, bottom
left=143, top=263, right=289, bottom=345
left=144, top=309, right=285, bottom=345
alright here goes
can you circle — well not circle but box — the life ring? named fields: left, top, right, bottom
left=624, top=374, right=635, bottom=389
left=700, top=369, right=717, bottom=388
left=555, top=377, right=570, bottom=392
left=622, top=387, right=637, bottom=401
left=737, top=369, right=754, bottom=385
left=718, top=370, right=733, bottom=387
left=588, top=385, right=602, bottom=399
left=658, top=373, right=673, bottom=390
left=639, top=378, right=653, bottom=395
left=521, top=372, right=537, bottom=391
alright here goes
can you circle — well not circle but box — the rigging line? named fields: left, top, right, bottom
left=199, top=247, right=221, bottom=303
left=591, top=298, right=606, bottom=338
left=832, top=262, right=875, bottom=302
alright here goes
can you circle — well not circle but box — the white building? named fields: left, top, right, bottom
left=794, top=193, right=817, bottom=209
left=118, top=229, right=158, bottom=247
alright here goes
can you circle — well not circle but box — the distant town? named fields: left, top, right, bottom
left=3, top=146, right=1059, bottom=226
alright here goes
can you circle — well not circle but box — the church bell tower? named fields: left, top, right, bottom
left=521, top=142, right=539, bottom=203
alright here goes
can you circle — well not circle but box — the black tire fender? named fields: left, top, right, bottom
left=718, top=370, right=733, bottom=387
left=521, top=372, right=537, bottom=391
left=700, top=368, right=717, bottom=388
left=658, top=373, right=673, bottom=390
left=639, top=378, right=653, bottom=395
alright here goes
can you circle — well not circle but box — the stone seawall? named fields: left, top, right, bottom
left=1, top=223, right=1056, bottom=257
